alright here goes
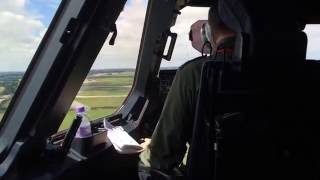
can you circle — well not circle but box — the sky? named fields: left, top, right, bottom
left=0, top=0, right=319, bottom=72
left=0, top=0, right=57, bottom=72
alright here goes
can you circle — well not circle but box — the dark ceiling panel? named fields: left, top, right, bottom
left=182, top=0, right=320, bottom=24
left=185, top=0, right=216, bottom=7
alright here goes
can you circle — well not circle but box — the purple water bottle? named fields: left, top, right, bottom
left=75, top=106, right=92, bottom=138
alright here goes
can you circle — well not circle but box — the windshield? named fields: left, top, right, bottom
left=161, top=7, right=209, bottom=68
left=304, top=25, right=320, bottom=59
left=0, top=0, right=61, bottom=122
left=59, top=0, right=147, bottom=131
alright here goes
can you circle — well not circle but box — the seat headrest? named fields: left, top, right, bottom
left=217, top=0, right=306, bottom=60
left=232, top=33, right=250, bottom=62
left=218, top=0, right=301, bottom=33
left=217, top=0, right=254, bottom=58
left=218, top=0, right=252, bottom=34
left=254, top=31, right=308, bottom=61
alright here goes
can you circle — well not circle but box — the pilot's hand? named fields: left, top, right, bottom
left=139, top=138, right=151, bottom=151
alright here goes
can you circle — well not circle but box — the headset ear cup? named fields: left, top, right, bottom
left=205, top=23, right=212, bottom=42
left=200, top=22, right=212, bottom=43
left=200, top=22, right=213, bottom=56
left=200, top=23, right=207, bottom=43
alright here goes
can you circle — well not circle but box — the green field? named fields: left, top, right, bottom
left=58, top=71, right=134, bottom=131
left=0, top=87, right=4, bottom=94
left=0, top=86, right=4, bottom=120
left=0, top=99, right=14, bottom=122
left=0, top=71, right=134, bottom=132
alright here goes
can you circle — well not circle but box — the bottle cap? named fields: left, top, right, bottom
left=76, top=106, right=85, bottom=113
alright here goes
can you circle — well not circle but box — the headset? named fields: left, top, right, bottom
left=200, top=22, right=213, bottom=55
left=188, top=20, right=213, bottom=56
left=201, top=22, right=212, bottom=44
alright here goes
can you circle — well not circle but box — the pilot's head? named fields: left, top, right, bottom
left=190, top=6, right=236, bottom=54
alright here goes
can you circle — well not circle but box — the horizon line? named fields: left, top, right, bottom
left=0, top=66, right=179, bottom=73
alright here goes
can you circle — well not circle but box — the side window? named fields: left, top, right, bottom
left=304, top=25, right=320, bottom=59
left=59, top=0, right=147, bottom=131
left=161, top=7, right=209, bottom=68
left=0, top=0, right=61, bottom=121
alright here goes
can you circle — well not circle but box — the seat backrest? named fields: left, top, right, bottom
left=186, top=0, right=318, bottom=179
left=186, top=31, right=250, bottom=180
left=186, top=28, right=320, bottom=180
left=185, top=0, right=314, bottom=177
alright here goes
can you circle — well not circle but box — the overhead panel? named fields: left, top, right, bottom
left=176, top=0, right=216, bottom=8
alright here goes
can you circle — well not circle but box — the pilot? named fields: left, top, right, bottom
left=139, top=6, right=237, bottom=176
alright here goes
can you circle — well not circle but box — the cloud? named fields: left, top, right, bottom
left=93, top=3, right=209, bottom=69
left=92, top=0, right=147, bottom=69
left=93, top=2, right=320, bottom=69
left=162, top=7, right=209, bottom=67
left=0, top=0, right=26, bottom=12
left=0, top=0, right=46, bottom=71
left=1, top=0, right=319, bottom=72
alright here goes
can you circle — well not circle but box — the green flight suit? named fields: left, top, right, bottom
left=140, top=56, right=207, bottom=171
left=139, top=37, right=236, bottom=173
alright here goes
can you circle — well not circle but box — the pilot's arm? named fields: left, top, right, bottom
left=139, top=57, right=207, bottom=172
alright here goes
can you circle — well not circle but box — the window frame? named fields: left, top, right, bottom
left=116, top=0, right=177, bottom=120
left=0, top=0, right=127, bottom=176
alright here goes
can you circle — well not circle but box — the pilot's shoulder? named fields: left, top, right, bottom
left=178, top=56, right=208, bottom=72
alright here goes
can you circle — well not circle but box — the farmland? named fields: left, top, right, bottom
left=0, top=72, right=21, bottom=122
left=0, top=87, right=4, bottom=94
left=0, top=70, right=134, bottom=131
